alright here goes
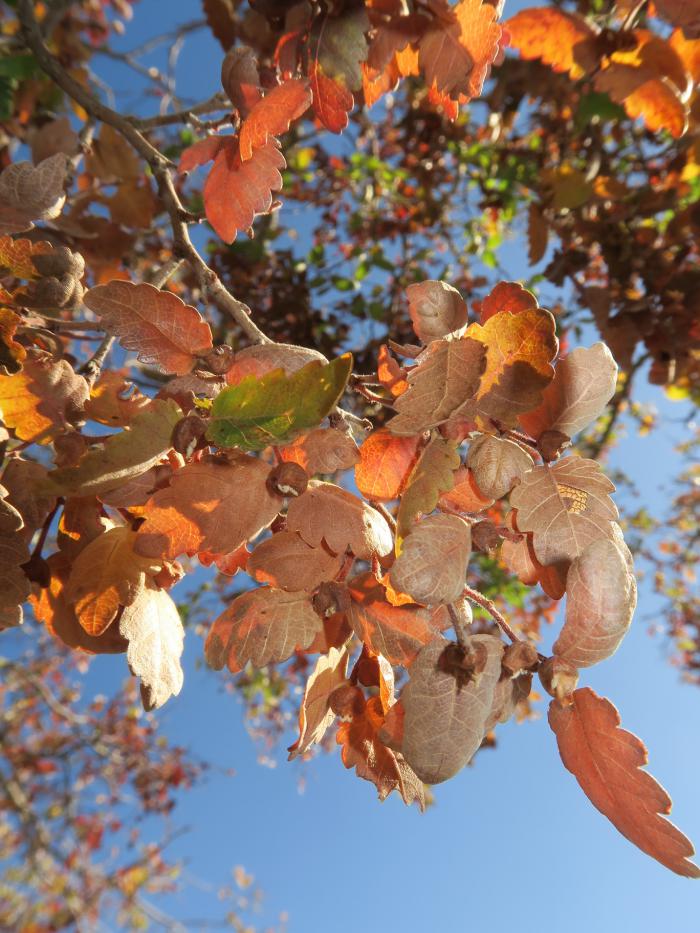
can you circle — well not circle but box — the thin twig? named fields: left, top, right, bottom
left=463, top=585, right=519, bottom=643
left=80, top=334, right=115, bottom=387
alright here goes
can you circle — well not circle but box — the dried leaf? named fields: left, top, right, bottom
left=520, top=343, right=618, bottom=440
left=239, top=79, right=312, bottom=160
left=355, top=429, right=421, bottom=501
left=221, top=45, right=261, bottom=114
left=84, top=280, right=213, bottom=376
left=207, top=355, right=351, bottom=450
left=0, top=235, right=52, bottom=279
left=287, top=482, right=392, bottom=559
left=280, top=427, right=359, bottom=474
left=119, top=583, right=185, bottom=710
left=406, top=279, right=468, bottom=344
left=390, top=513, right=471, bottom=606
left=0, top=483, right=30, bottom=630
left=396, top=434, right=460, bottom=543
left=225, top=343, right=328, bottom=385
left=0, top=153, right=68, bottom=235
left=288, top=646, right=349, bottom=759
left=553, top=538, right=636, bottom=667
left=135, top=454, right=280, bottom=560
left=205, top=587, right=322, bottom=673
left=467, top=434, right=534, bottom=500
left=248, top=530, right=343, bottom=592
left=595, top=65, right=687, bottom=138
left=202, top=0, right=237, bottom=49
left=388, top=634, right=504, bottom=783
left=527, top=202, right=549, bottom=265
left=438, top=465, right=494, bottom=514
left=549, top=688, right=700, bottom=877
left=0, top=309, right=26, bottom=376
left=348, top=571, right=440, bottom=666
left=509, top=456, right=618, bottom=566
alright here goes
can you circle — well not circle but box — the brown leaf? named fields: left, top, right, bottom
left=657, top=1, right=700, bottom=39
left=355, top=429, right=421, bottom=501
left=520, top=344, right=618, bottom=440
left=337, top=694, right=425, bottom=808
left=205, top=587, right=322, bottom=673
left=0, top=154, right=68, bottom=235
left=85, top=280, right=213, bottom=376
left=553, top=538, right=636, bottom=667
left=509, top=456, right=619, bottom=566
left=65, top=526, right=159, bottom=636
left=388, top=634, right=504, bottom=783
left=288, top=646, right=349, bottom=759
left=467, top=434, right=534, bottom=500
left=119, top=584, right=184, bottom=710
left=309, top=6, right=369, bottom=132
left=248, top=530, right=343, bottom=592
left=287, top=482, right=392, bottom=559
left=397, top=434, right=460, bottom=543
left=0, top=234, right=53, bottom=279
left=221, top=45, right=262, bottom=115
left=0, top=484, right=30, bottom=630
left=202, top=0, right=237, bottom=49
left=29, top=116, right=80, bottom=165
left=527, top=202, right=549, bottom=265
left=0, top=458, right=55, bottom=544
left=388, top=336, right=487, bottom=435
left=85, top=124, right=140, bottom=182
left=280, top=426, right=359, bottom=474
left=239, top=79, right=312, bottom=160
left=549, top=688, right=700, bottom=877
left=406, top=279, right=468, bottom=344
left=348, top=571, right=440, bottom=666
left=225, top=342, right=328, bottom=385
left=390, top=513, right=471, bottom=606
left=135, top=454, right=280, bottom=560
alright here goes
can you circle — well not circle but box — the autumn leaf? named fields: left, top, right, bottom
left=520, top=343, right=618, bottom=440
left=384, top=634, right=504, bottom=784
left=207, top=354, right=352, bottom=450
left=84, top=280, right=214, bottom=376
left=656, top=0, right=700, bottom=39
left=388, top=336, right=487, bottom=435
left=336, top=694, right=425, bottom=808
left=505, top=7, right=598, bottom=80
left=205, top=587, right=322, bottom=673
left=475, top=280, right=538, bottom=324
left=553, top=538, right=636, bottom=667
left=355, top=429, right=421, bottom=501
left=119, top=583, right=185, bottom=710
left=347, top=572, right=440, bottom=666
left=45, top=399, right=182, bottom=497
left=467, top=434, right=534, bottom=500
left=220, top=45, right=262, bottom=115
left=247, top=531, right=343, bottom=592
left=389, top=514, right=471, bottom=606
left=527, top=203, right=549, bottom=265
left=280, top=427, right=359, bottom=475
left=437, top=465, right=494, bottom=514
left=135, top=454, right=281, bottom=560
left=203, top=137, right=286, bottom=244
left=0, top=350, right=89, bottom=444
left=595, top=64, right=687, bottom=138
left=0, top=484, right=30, bottom=630
left=239, top=79, right=312, bottom=160
left=309, top=6, right=369, bottom=132
left=288, top=646, right=349, bottom=759
left=202, top=0, right=237, bottom=49
left=549, top=688, right=700, bottom=877
left=225, top=343, right=329, bottom=385
left=377, top=343, right=408, bottom=397
left=178, top=134, right=228, bottom=173
left=0, top=235, right=52, bottom=279
left=0, top=153, right=68, bottom=235
left=501, top=512, right=567, bottom=600
left=396, top=433, right=460, bottom=544
left=84, top=372, right=153, bottom=427
left=65, top=526, right=159, bottom=637
left=287, top=482, right=393, bottom=560
left=405, top=279, right=468, bottom=344
left=0, top=308, right=27, bottom=375
left=509, top=455, right=619, bottom=566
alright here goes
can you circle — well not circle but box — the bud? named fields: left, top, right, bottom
left=21, top=553, right=51, bottom=588
left=471, top=520, right=501, bottom=551
left=438, top=640, right=489, bottom=687
left=312, top=581, right=350, bottom=618
left=538, top=655, right=579, bottom=704
left=31, top=246, right=85, bottom=279
left=266, top=461, right=308, bottom=498
left=328, top=683, right=365, bottom=720
left=171, top=414, right=208, bottom=459
left=501, top=640, right=539, bottom=678
left=21, top=274, right=83, bottom=310
left=200, top=345, right=236, bottom=375
left=538, top=429, right=571, bottom=462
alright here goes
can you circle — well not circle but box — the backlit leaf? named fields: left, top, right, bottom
left=280, top=427, right=360, bottom=475
left=355, top=429, right=421, bottom=501
left=248, top=530, right=343, bottom=592
left=506, top=7, right=597, bottom=79
left=239, top=79, right=312, bottom=160
left=0, top=153, right=68, bottom=235
left=396, top=434, right=460, bottom=544
left=288, top=646, right=349, bottom=760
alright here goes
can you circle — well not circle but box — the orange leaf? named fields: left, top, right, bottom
left=279, top=426, right=359, bottom=474
left=549, top=688, right=700, bottom=877
left=309, top=64, right=354, bottom=133
left=355, top=428, right=421, bottom=501
left=475, top=280, right=538, bottom=324
left=377, top=343, right=408, bottom=397
left=0, top=234, right=52, bottom=279
left=505, top=7, right=598, bottom=79
left=85, top=280, right=213, bottom=376
left=247, top=530, right=343, bottom=592
left=239, top=79, right=312, bottom=161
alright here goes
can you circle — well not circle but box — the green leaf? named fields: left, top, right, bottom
left=206, top=354, right=352, bottom=451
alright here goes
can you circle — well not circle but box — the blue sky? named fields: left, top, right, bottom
left=70, top=2, right=700, bottom=929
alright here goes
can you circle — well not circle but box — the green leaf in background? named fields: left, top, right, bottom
left=206, top=354, right=352, bottom=451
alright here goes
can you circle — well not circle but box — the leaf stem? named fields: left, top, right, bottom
left=462, top=585, right=519, bottom=643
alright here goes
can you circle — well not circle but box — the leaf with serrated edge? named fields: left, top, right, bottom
left=509, top=456, right=618, bottom=566
left=390, top=514, right=471, bottom=606
left=520, top=344, right=618, bottom=440
left=406, top=280, right=468, bottom=344
left=348, top=572, right=440, bottom=666
left=205, top=587, right=322, bottom=673
left=207, top=355, right=351, bottom=451
left=549, top=688, right=700, bottom=877
left=119, top=584, right=184, bottom=710
left=248, top=531, right=343, bottom=592
left=396, top=434, right=460, bottom=545
left=287, top=482, right=392, bottom=559
left=288, top=646, right=349, bottom=759
left=553, top=538, right=636, bottom=667
left=135, top=454, right=280, bottom=560
left=84, top=280, right=213, bottom=376
left=467, top=434, right=534, bottom=500
left=44, top=399, right=182, bottom=497
left=389, top=634, right=504, bottom=784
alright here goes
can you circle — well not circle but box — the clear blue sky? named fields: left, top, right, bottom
left=81, top=3, right=700, bottom=930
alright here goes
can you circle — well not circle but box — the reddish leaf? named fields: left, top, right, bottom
left=505, top=7, right=598, bottom=79
left=239, top=79, right=312, bottom=161
left=475, top=280, right=538, bottom=324
left=549, top=688, right=700, bottom=877
left=178, top=135, right=228, bottom=173
left=221, top=46, right=262, bottom=116
left=355, top=428, right=421, bottom=501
